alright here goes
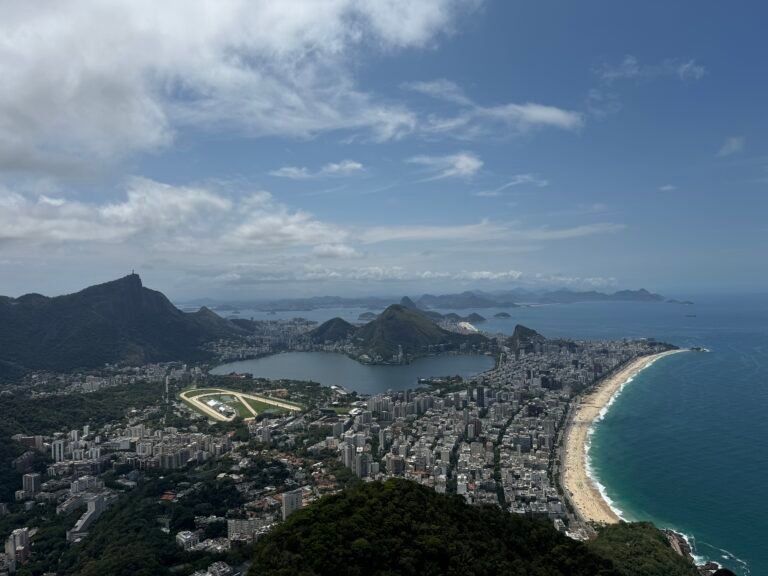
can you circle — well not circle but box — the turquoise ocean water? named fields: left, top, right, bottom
left=478, top=296, right=766, bottom=575
left=216, top=296, right=767, bottom=573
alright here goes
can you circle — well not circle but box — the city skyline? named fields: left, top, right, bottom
left=1, top=1, right=766, bottom=299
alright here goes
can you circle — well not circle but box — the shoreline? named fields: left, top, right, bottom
left=563, top=349, right=687, bottom=525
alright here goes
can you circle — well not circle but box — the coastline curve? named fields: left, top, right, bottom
left=562, top=349, right=688, bottom=525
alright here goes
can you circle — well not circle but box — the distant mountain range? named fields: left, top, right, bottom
left=310, top=304, right=488, bottom=360
left=188, top=288, right=668, bottom=312
left=0, top=274, right=243, bottom=377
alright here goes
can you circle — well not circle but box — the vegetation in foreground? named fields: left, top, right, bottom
left=250, top=479, right=696, bottom=576
left=588, top=522, right=699, bottom=576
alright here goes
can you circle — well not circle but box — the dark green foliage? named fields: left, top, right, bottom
left=0, top=379, right=164, bottom=436
left=588, top=523, right=700, bottom=576
left=59, top=475, right=240, bottom=576
left=0, top=274, right=244, bottom=375
left=251, top=479, right=618, bottom=576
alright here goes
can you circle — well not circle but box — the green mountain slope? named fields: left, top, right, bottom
left=309, top=317, right=357, bottom=342
left=0, top=274, right=244, bottom=375
left=250, top=479, right=697, bottom=576
left=355, top=304, right=486, bottom=358
left=588, top=523, right=699, bottom=576
left=251, top=479, right=616, bottom=576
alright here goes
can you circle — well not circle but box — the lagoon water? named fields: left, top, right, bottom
left=213, top=296, right=767, bottom=574
left=210, top=352, right=495, bottom=395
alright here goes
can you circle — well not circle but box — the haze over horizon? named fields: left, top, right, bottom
left=1, top=1, right=766, bottom=299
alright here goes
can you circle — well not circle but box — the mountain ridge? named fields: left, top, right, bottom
left=310, top=304, right=489, bottom=361
left=0, top=274, right=244, bottom=376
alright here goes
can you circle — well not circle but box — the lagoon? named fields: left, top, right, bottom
left=210, top=351, right=495, bottom=395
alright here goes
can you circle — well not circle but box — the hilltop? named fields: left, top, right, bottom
left=508, top=324, right=546, bottom=354
left=0, top=274, right=245, bottom=375
left=308, top=317, right=356, bottom=342
left=310, top=304, right=489, bottom=361
left=251, top=479, right=698, bottom=576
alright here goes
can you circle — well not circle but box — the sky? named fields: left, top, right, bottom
left=0, top=0, right=766, bottom=300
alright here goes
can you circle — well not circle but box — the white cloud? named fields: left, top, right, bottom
left=360, top=220, right=624, bottom=244
left=455, top=270, right=523, bottom=281
left=404, top=78, right=584, bottom=137
left=534, top=274, right=618, bottom=289
left=270, top=160, right=365, bottom=180
left=0, top=178, right=231, bottom=244
left=312, top=244, right=363, bottom=259
left=474, top=174, right=549, bottom=197
left=361, top=219, right=503, bottom=243
left=401, top=79, right=473, bottom=105
left=0, top=178, right=345, bottom=253
left=676, top=59, right=707, bottom=80
left=716, top=136, right=745, bottom=158
left=408, top=152, right=483, bottom=180
left=659, top=184, right=677, bottom=192
left=225, top=195, right=346, bottom=249
left=597, top=56, right=706, bottom=83
left=590, top=56, right=705, bottom=117
left=269, top=167, right=311, bottom=180
left=200, top=265, right=620, bottom=290
left=0, top=1, right=479, bottom=174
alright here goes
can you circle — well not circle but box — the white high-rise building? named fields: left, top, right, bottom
left=282, top=489, right=303, bottom=520
left=51, top=439, right=65, bottom=462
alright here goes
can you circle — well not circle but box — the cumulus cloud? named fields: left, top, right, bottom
left=716, top=136, right=745, bottom=158
left=408, top=152, right=484, bottom=180
left=405, top=79, right=583, bottom=137
left=0, top=178, right=230, bottom=244
left=0, top=0, right=480, bottom=174
left=0, top=178, right=345, bottom=253
left=270, top=160, right=364, bottom=180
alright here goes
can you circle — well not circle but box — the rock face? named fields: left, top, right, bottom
left=0, top=274, right=244, bottom=375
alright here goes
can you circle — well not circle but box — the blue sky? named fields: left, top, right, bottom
left=0, top=1, right=765, bottom=299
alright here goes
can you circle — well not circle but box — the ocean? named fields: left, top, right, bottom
left=216, top=296, right=767, bottom=573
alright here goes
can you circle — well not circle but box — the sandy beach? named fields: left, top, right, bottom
left=563, top=349, right=687, bottom=524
